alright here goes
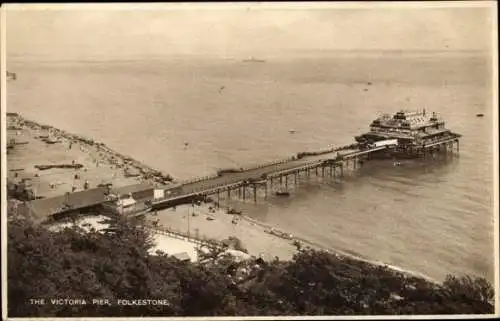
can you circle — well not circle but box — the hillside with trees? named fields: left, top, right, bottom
left=7, top=216, right=495, bottom=317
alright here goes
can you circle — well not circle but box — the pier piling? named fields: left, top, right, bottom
left=149, top=131, right=460, bottom=211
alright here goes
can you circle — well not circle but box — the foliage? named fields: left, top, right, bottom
left=7, top=217, right=495, bottom=317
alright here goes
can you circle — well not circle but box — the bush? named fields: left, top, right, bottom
left=7, top=217, right=494, bottom=317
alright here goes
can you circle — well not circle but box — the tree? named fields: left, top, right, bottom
left=7, top=216, right=495, bottom=317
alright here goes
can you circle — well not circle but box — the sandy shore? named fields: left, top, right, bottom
left=148, top=203, right=305, bottom=261
left=6, top=113, right=174, bottom=200
left=146, top=203, right=437, bottom=282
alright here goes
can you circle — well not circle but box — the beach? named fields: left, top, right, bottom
left=147, top=203, right=300, bottom=262
left=6, top=113, right=174, bottom=202
left=146, top=203, right=438, bottom=282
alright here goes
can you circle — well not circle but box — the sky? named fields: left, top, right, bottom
left=4, top=2, right=496, bottom=60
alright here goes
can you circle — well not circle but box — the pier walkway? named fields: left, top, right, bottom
left=152, top=144, right=394, bottom=209
left=18, top=137, right=460, bottom=221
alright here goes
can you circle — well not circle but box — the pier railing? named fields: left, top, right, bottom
left=180, top=156, right=298, bottom=186
left=153, top=143, right=417, bottom=205
left=177, top=145, right=359, bottom=188
left=183, top=174, right=220, bottom=185
left=240, top=156, right=297, bottom=171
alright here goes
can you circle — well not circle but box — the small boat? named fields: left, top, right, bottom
left=264, top=228, right=293, bottom=240
left=289, top=129, right=296, bottom=134
left=206, top=215, right=215, bottom=221
left=43, top=138, right=62, bottom=144
left=476, top=113, right=484, bottom=117
left=242, top=57, right=266, bottom=63
left=227, top=207, right=242, bottom=215
left=276, top=190, right=290, bottom=197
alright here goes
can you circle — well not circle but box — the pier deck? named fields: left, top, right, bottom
left=17, top=136, right=460, bottom=220
left=152, top=145, right=401, bottom=209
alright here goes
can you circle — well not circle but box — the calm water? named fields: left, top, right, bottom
left=7, top=53, right=495, bottom=282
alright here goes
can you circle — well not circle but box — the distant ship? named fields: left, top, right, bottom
left=6, top=71, right=17, bottom=80
left=242, top=56, right=266, bottom=63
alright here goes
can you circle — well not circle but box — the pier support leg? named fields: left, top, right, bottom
left=294, top=172, right=297, bottom=186
left=217, top=191, right=220, bottom=204
left=285, top=175, right=288, bottom=190
left=279, top=176, right=282, bottom=184
left=242, top=186, right=246, bottom=201
left=227, top=188, right=230, bottom=199
left=315, top=167, right=318, bottom=176
left=322, top=166, right=325, bottom=177
left=253, top=185, right=257, bottom=203
left=264, top=183, right=268, bottom=199
left=340, top=163, right=344, bottom=177
left=238, top=187, right=241, bottom=198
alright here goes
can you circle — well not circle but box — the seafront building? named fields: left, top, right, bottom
left=355, top=110, right=461, bottom=158
left=14, top=182, right=157, bottom=222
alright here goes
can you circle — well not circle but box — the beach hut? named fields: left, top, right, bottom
left=154, top=188, right=165, bottom=200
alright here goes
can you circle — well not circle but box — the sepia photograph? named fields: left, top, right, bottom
left=1, top=1, right=498, bottom=319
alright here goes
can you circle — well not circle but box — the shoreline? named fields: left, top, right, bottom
left=8, top=113, right=174, bottom=184
left=7, top=114, right=438, bottom=284
left=239, top=214, right=437, bottom=283
left=6, top=113, right=177, bottom=206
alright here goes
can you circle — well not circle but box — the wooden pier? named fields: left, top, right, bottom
left=152, top=137, right=460, bottom=210
left=18, top=135, right=461, bottom=222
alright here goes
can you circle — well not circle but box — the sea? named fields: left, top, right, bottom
left=7, top=51, right=495, bottom=283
